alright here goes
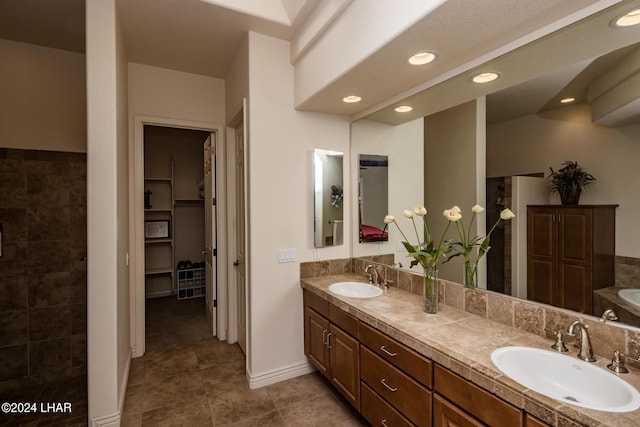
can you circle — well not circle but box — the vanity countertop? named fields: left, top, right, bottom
left=301, top=273, right=640, bottom=427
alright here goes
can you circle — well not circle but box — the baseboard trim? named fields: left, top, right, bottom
left=248, top=361, right=315, bottom=389
left=90, top=412, right=121, bottom=427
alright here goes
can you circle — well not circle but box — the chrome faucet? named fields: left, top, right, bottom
left=566, top=320, right=596, bottom=362
left=365, top=265, right=379, bottom=285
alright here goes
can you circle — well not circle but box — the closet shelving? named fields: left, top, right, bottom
left=144, top=161, right=175, bottom=298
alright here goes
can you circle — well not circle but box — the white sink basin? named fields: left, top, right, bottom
left=491, top=346, right=640, bottom=412
left=619, top=288, right=640, bottom=309
left=328, top=282, right=383, bottom=298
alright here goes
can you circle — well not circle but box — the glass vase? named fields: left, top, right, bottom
left=423, top=267, right=439, bottom=314
left=463, top=260, right=476, bottom=289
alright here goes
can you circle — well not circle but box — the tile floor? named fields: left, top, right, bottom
left=122, top=296, right=368, bottom=426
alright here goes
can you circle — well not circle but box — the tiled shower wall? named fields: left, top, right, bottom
left=0, top=148, right=87, bottom=390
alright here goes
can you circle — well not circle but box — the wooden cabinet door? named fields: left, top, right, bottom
left=558, top=209, right=592, bottom=313
left=433, top=394, right=483, bottom=427
left=527, top=207, right=557, bottom=305
left=305, top=307, right=330, bottom=379
left=329, top=324, right=360, bottom=410
left=361, top=383, right=413, bottom=427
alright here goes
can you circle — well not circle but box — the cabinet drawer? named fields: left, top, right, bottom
left=361, top=346, right=432, bottom=427
left=304, top=289, right=329, bottom=317
left=434, top=364, right=522, bottom=427
left=433, top=394, right=483, bottom=427
left=330, top=303, right=359, bottom=338
left=360, top=322, right=432, bottom=388
left=361, top=382, right=413, bottom=427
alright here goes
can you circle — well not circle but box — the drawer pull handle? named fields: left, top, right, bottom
left=381, top=420, right=388, bottom=427
left=326, top=332, right=332, bottom=349
left=322, top=329, right=328, bottom=345
left=380, top=345, right=397, bottom=357
left=381, top=378, right=398, bottom=392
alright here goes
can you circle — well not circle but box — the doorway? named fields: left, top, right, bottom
left=131, top=116, right=225, bottom=358
left=142, top=125, right=212, bottom=351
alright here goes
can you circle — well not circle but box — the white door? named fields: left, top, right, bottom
left=234, top=121, right=247, bottom=354
left=204, top=134, right=217, bottom=335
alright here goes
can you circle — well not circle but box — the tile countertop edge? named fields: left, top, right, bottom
left=301, top=274, right=640, bottom=427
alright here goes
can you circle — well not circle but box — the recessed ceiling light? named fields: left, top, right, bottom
left=342, top=95, right=362, bottom=103
left=613, top=8, right=640, bottom=27
left=560, top=97, right=576, bottom=104
left=394, top=105, right=413, bottom=113
left=408, top=52, right=436, bottom=65
left=472, top=72, right=499, bottom=84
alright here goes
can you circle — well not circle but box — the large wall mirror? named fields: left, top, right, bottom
left=351, top=2, right=640, bottom=327
left=313, top=149, right=344, bottom=248
left=358, top=154, right=389, bottom=243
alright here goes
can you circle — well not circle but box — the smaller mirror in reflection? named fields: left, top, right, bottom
left=313, top=149, right=344, bottom=248
left=358, top=154, right=389, bottom=243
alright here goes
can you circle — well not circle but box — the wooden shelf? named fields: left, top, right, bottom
left=144, top=208, right=173, bottom=213
left=174, top=198, right=204, bottom=205
left=145, top=238, right=172, bottom=244
left=144, top=177, right=172, bottom=182
left=145, top=267, right=173, bottom=275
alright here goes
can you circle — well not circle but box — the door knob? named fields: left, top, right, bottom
left=233, top=260, right=240, bottom=266
left=202, top=250, right=208, bottom=255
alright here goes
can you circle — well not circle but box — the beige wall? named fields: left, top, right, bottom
left=115, top=8, right=131, bottom=413
left=86, top=0, right=129, bottom=423
left=424, top=99, right=486, bottom=284
left=128, top=63, right=225, bottom=124
left=351, top=118, right=424, bottom=260
left=246, top=31, right=350, bottom=385
left=225, top=36, right=249, bottom=120
left=487, top=102, right=640, bottom=257
left=0, top=39, right=86, bottom=152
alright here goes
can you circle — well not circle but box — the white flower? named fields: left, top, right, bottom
left=413, top=204, right=427, bottom=216
left=500, top=208, right=516, bottom=220
left=403, top=209, right=414, bottom=218
left=471, top=204, right=485, bottom=214
left=443, top=207, right=462, bottom=222
left=452, top=205, right=461, bottom=214
left=384, top=214, right=395, bottom=224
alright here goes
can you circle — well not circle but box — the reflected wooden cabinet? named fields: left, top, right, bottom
left=527, top=205, right=617, bottom=314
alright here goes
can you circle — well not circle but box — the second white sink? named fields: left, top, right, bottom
left=619, top=288, right=640, bottom=309
left=491, top=346, right=640, bottom=412
left=328, top=281, right=382, bottom=298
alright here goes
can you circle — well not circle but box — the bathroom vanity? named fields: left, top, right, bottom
left=301, top=271, right=640, bottom=427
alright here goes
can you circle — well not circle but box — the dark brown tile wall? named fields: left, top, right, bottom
left=0, top=148, right=87, bottom=392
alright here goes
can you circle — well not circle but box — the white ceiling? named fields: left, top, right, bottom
left=1, top=0, right=636, bottom=121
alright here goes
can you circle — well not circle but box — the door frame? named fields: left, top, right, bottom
left=130, top=115, right=226, bottom=357
left=224, top=102, right=246, bottom=347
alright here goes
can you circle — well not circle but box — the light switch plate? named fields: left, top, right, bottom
left=278, top=248, right=296, bottom=263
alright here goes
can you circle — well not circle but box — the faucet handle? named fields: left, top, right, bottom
left=608, top=350, right=640, bottom=374
left=545, top=328, right=569, bottom=352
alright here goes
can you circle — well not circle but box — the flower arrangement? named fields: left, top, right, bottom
left=384, top=204, right=460, bottom=270
left=446, top=205, right=515, bottom=288
left=330, top=184, right=343, bottom=207
left=384, top=204, right=462, bottom=313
